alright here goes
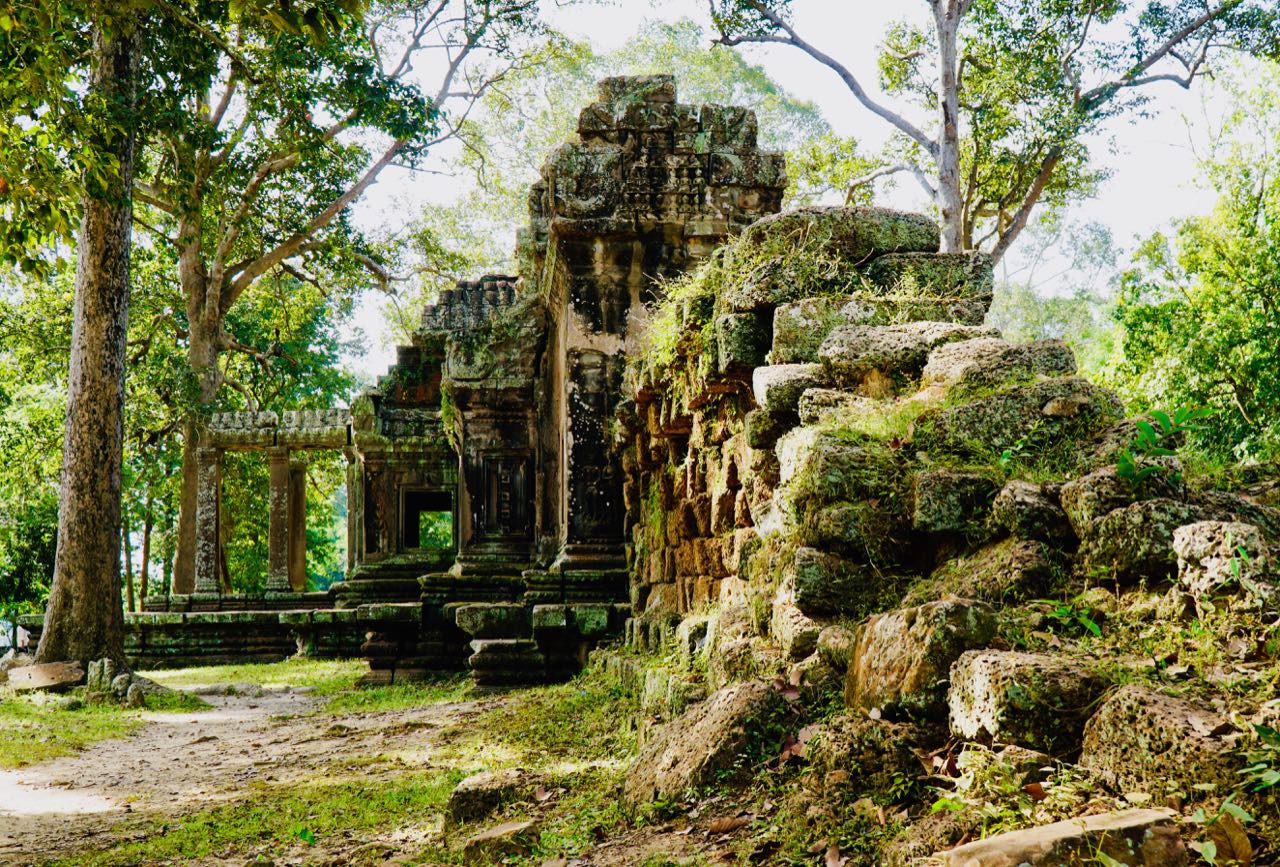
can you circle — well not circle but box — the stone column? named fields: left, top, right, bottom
left=265, top=448, right=291, bottom=592
left=193, top=447, right=222, bottom=594
left=288, top=457, right=307, bottom=591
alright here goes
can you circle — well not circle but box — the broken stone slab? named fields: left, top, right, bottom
left=921, top=337, right=1076, bottom=393
left=446, top=768, right=533, bottom=827
left=938, top=808, right=1186, bottom=867
left=751, top=363, right=828, bottom=413
left=1080, top=684, right=1241, bottom=796
left=1077, top=498, right=1207, bottom=584
left=770, top=297, right=846, bottom=364
left=8, top=660, right=85, bottom=693
left=911, top=538, right=1068, bottom=605
left=806, top=713, right=928, bottom=799
left=774, top=426, right=905, bottom=530
left=1175, top=520, right=1276, bottom=609
left=461, top=819, right=540, bottom=865
left=911, top=469, right=999, bottom=535
left=912, top=376, right=1124, bottom=463
left=989, top=480, right=1073, bottom=544
left=844, top=598, right=997, bottom=720
left=948, top=651, right=1111, bottom=754
left=623, top=680, right=783, bottom=807
left=818, top=321, right=999, bottom=389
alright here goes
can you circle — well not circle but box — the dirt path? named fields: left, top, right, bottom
left=0, top=688, right=489, bottom=866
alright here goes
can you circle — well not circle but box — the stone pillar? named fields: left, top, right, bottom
left=288, top=457, right=307, bottom=591
left=265, top=448, right=291, bottom=592
left=193, top=447, right=222, bottom=594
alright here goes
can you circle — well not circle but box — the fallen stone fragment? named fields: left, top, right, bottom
left=623, top=680, right=782, bottom=807
left=948, top=651, right=1110, bottom=754
left=461, top=819, right=539, bottom=865
left=938, top=808, right=1186, bottom=866
left=1175, top=520, right=1276, bottom=609
left=910, top=538, right=1067, bottom=605
left=1080, top=684, right=1241, bottom=796
left=8, top=660, right=84, bottom=693
left=1058, top=465, right=1181, bottom=539
left=844, top=598, right=996, bottom=720
left=446, top=768, right=531, bottom=826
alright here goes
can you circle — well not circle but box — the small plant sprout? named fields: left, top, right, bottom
left=1115, top=407, right=1214, bottom=486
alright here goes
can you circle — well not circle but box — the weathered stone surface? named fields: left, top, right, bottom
left=845, top=599, right=996, bottom=719
left=816, top=624, right=855, bottom=672
left=461, top=819, right=539, bottom=865
left=912, top=538, right=1067, bottom=605
left=1078, top=498, right=1206, bottom=583
left=770, top=297, right=846, bottom=364
left=1059, top=465, right=1182, bottom=540
left=623, top=680, right=782, bottom=807
left=1080, top=684, right=1240, bottom=795
left=774, top=426, right=905, bottom=543
left=818, top=321, right=998, bottom=388
left=770, top=597, right=821, bottom=662
left=446, top=769, right=530, bottom=826
left=8, top=661, right=84, bottom=693
left=1175, top=520, right=1276, bottom=608
left=938, top=808, right=1187, bottom=867
left=796, top=388, right=866, bottom=426
left=948, top=651, right=1111, bottom=754
left=989, top=480, right=1073, bottom=544
left=751, top=364, right=828, bottom=413
left=454, top=604, right=531, bottom=640
left=913, top=377, right=1124, bottom=462
left=922, top=337, right=1076, bottom=392
left=716, top=311, right=771, bottom=374
left=785, top=546, right=881, bottom=617
left=911, top=470, right=998, bottom=535
left=744, top=408, right=797, bottom=449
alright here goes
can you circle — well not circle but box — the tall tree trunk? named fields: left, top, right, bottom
left=139, top=495, right=153, bottom=601
left=171, top=284, right=222, bottom=595
left=36, top=19, right=140, bottom=666
left=123, top=518, right=135, bottom=612
left=933, top=1, right=965, bottom=253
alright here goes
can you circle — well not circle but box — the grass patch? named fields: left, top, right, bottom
left=51, top=770, right=468, bottom=867
left=0, top=694, right=140, bottom=769
left=323, top=675, right=471, bottom=715
left=143, top=657, right=366, bottom=695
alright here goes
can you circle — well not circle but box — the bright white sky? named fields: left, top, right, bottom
left=344, top=0, right=1234, bottom=382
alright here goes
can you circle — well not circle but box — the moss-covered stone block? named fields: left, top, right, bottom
left=909, top=538, right=1068, bottom=605
left=770, top=297, right=846, bottom=363
left=911, top=469, right=999, bottom=535
left=989, top=480, right=1073, bottom=544
left=921, top=337, right=1076, bottom=394
left=751, top=363, right=828, bottom=413
left=1078, top=498, right=1208, bottom=583
left=912, top=376, right=1124, bottom=463
left=865, top=251, right=993, bottom=300
left=845, top=598, right=997, bottom=720
left=785, top=546, right=886, bottom=618
left=454, top=603, right=531, bottom=640
left=715, top=311, right=770, bottom=374
left=948, top=650, right=1111, bottom=754
left=1080, top=684, right=1240, bottom=796
left=819, top=321, right=998, bottom=389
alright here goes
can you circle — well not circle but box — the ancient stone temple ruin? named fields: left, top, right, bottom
left=22, top=75, right=788, bottom=685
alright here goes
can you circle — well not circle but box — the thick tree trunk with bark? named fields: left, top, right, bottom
left=36, top=20, right=140, bottom=666
left=934, top=1, right=965, bottom=253
left=171, top=301, right=222, bottom=594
